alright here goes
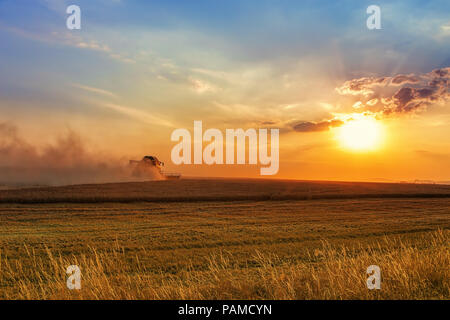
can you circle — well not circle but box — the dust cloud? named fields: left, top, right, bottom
left=0, top=122, right=164, bottom=188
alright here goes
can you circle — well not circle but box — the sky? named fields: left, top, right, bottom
left=0, top=0, right=449, bottom=182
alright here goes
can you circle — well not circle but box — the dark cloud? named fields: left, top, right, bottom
left=293, top=119, right=344, bottom=132
left=336, top=67, right=449, bottom=116
left=393, top=87, right=415, bottom=108
left=290, top=67, right=448, bottom=134
left=391, top=74, right=420, bottom=85
left=335, top=76, right=388, bottom=96
left=261, top=120, right=277, bottom=125
left=385, top=69, right=448, bottom=114
left=431, top=68, right=449, bottom=77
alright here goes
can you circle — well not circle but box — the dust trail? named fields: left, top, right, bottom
left=0, top=122, right=164, bottom=187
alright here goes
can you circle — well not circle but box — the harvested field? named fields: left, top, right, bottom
left=0, top=179, right=448, bottom=299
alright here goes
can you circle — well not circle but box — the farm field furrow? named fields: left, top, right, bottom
left=0, top=185, right=449, bottom=299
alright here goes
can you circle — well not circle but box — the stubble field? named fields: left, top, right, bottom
left=0, top=178, right=449, bottom=299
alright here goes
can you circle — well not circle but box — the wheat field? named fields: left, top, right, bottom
left=0, top=179, right=449, bottom=299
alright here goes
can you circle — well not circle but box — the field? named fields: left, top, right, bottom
left=0, top=178, right=449, bottom=299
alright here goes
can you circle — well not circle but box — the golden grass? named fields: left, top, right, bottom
left=0, top=180, right=449, bottom=300
left=0, top=229, right=448, bottom=299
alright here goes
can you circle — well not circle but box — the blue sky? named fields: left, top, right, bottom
left=0, top=0, right=449, bottom=180
left=1, top=0, right=448, bottom=119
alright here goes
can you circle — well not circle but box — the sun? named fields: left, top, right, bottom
left=336, top=116, right=384, bottom=151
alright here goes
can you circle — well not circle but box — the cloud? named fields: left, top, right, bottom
left=293, top=119, right=344, bottom=132
left=188, top=77, right=217, bottom=94
left=52, top=32, right=136, bottom=63
left=291, top=67, right=448, bottom=134
left=100, top=103, right=175, bottom=128
left=3, top=26, right=135, bottom=64
left=336, top=67, right=450, bottom=115
left=335, top=77, right=388, bottom=97
left=391, top=74, right=420, bottom=85
left=72, top=83, right=117, bottom=98
left=437, top=23, right=450, bottom=39
left=366, top=98, right=378, bottom=106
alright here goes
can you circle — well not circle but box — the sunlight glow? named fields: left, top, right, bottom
left=336, top=116, right=384, bottom=151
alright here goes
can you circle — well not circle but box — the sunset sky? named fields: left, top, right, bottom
left=0, top=0, right=449, bottom=182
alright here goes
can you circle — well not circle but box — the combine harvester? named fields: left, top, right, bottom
left=129, top=156, right=181, bottom=180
